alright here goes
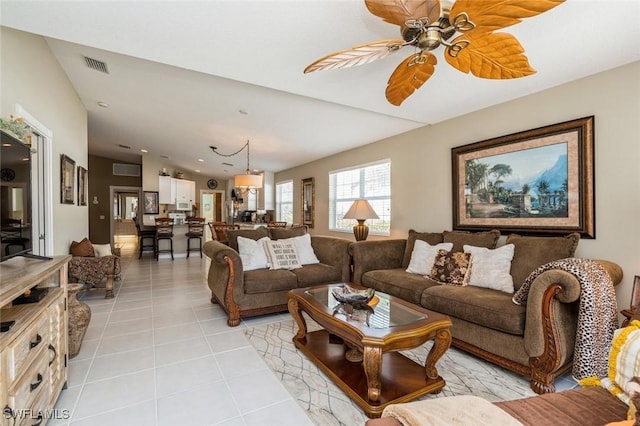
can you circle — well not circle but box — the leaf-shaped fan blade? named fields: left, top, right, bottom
left=304, top=39, right=404, bottom=73
left=386, top=52, right=437, bottom=106
left=365, top=0, right=441, bottom=27
left=445, top=32, right=535, bottom=79
left=449, top=0, right=564, bottom=32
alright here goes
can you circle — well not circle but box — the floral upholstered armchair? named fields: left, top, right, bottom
left=68, top=238, right=121, bottom=298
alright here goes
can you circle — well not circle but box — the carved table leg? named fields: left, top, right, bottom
left=363, top=346, right=382, bottom=401
left=425, top=328, right=452, bottom=380
left=104, top=275, right=114, bottom=299
left=288, top=298, right=307, bottom=340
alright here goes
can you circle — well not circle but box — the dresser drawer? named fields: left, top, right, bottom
left=6, top=311, right=50, bottom=382
left=8, top=349, right=50, bottom=418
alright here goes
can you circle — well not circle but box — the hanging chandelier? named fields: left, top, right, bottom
left=210, top=140, right=262, bottom=193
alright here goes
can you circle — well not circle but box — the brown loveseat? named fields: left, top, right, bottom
left=350, top=229, right=623, bottom=394
left=203, top=226, right=351, bottom=326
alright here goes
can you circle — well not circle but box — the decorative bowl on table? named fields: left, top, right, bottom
left=331, top=285, right=375, bottom=308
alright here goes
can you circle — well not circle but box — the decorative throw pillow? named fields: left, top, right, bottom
left=402, top=230, right=444, bottom=268
left=264, top=239, right=302, bottom=270
left=406, top=241, right=454, bottom=276
left=237, top=236, right=270, bottom=271
left=287, top=233, right=319, bottom=265
left=429, top=249, right=472, bottom=286
left=92, top=244, right=113, bottom=258
left=600, top=321, right=640, bottom=409
left=70, top=238, right=95, bottom=257
left=226, top=227, right=270, bottom=252
left=463, top=244, right=515, bottom=293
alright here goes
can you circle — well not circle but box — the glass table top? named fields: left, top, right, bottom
left=304, top=285, right=427, bottom=329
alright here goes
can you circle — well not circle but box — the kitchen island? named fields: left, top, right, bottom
left=141, top=216, right=203, bottom=259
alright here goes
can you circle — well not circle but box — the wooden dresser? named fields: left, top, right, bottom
left=0, top=255, right=70, bottom=426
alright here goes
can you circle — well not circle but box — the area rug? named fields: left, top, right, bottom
left=245, top=318, right=536, bottom=426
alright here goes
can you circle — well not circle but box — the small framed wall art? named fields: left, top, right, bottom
left=77, top=166, right=88, bottom=206
left=301, top=177, right=314, bottom=228
left=60, top=154, right=75, bottom=204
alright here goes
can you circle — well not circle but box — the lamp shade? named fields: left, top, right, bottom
left=234, top=173, right=262, bottom=189
left=343, top=199, right=379, bottom=220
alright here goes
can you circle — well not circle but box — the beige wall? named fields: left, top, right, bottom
left=276, top=61, right=640, bottom=312
left=1, top=27, right=88, bottom=255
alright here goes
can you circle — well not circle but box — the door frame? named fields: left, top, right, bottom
left=109, top=185, right=142, bottom=247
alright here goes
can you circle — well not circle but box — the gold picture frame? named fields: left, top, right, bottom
left=631, top=276, right=640, bottom=309
left=301, top=177, right=314, bottom=228
left=77, top=166, right=87, bottom=206
left=452, top=116, right=595, bottom=238
left=60, top=154, right=75, bottom=204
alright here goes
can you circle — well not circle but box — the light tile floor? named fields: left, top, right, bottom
left=52, top=236, right=580, bottom=425
left=51, top=237, right=313, bottom=426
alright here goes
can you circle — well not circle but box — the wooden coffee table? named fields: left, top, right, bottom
left=287, top=283, right=452, bottom=418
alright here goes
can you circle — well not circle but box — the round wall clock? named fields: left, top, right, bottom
left=1, top=168, right=15, bottom=182
left=207, top=179, right=218, bottom=189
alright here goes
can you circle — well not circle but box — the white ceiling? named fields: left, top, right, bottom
left=2, top=1, right=639, bottom=181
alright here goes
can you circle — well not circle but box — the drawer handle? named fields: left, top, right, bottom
left=48, top=343, right=57, bottom=366
left=32, top=413, right=44, bottom=426
left=30, top=373, right=43, bottom=392
left=29, top=334, right=42, bottom=349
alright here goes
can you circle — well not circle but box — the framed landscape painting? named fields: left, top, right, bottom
left=452, top=116, right=595, bottom=238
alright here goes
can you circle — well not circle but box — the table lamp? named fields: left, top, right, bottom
left=343, top=199, right=379, bottom=241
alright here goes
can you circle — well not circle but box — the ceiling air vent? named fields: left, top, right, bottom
left=83, top=56, right=109, bottom=74
left=222, top=162, right=234, bottom=167
left=118, top=144, right=131, bottom=150
left=113, top=163, right=140, bottom=177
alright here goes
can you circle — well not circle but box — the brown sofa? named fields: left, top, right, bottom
left=350, top=229, right=623, bottom=394
left=203, top=226, right=351, bottom=326
left=365, top=386, right=628, bottom=425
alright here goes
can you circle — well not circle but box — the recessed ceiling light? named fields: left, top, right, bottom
left=2, top=143, right=11, bottom=147
left=238, top=109, right=248, bottom=115
left=97, top=101, right=109, bottom=108
left=140, top=149, right=148, bottom=153
left=195, top=169, right=201, bottom=173
left=197, top=158, right=204, bottom=162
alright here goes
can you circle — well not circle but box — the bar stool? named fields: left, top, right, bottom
left=185, top=217, right=205, bottom=258
left=208, top=222, right=239, bottom=245
left=155, top=217, right=174, bottom=260
left=133, top=217, right=155, bottom=259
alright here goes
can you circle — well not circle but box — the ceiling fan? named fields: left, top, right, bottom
left=304, top=0, right=564, bottom=106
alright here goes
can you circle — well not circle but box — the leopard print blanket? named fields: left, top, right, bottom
left=512, top=258, right=617, bottom=380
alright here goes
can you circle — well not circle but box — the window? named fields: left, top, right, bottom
left=329, top=160, right=390, bottom=235
left=275, top=180, right=293, bottom=224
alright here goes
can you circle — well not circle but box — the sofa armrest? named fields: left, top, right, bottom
left=350, top=239, right=407, bottom=284
left=310, top=236, right=352, bottom=282
left=203, top=240, right=245, bottom=326
left=523, top=259, right=623, bottom=393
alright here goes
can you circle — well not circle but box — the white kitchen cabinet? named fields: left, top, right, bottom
left=175, top=179, right=195, bottom=208
left=158, top=175, right=175, bottom=204
left=158, top=176, right=195, bottom=210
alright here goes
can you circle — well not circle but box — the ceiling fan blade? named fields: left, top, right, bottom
left=365, top=0, right=441, bottom=27
left=445, top=32, right=536, bottom=79
left=385, top=52, right=437, bottom=106
left=449, top=0, right=564, bottom=32
left=304, top=39, right=404, bottom=73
